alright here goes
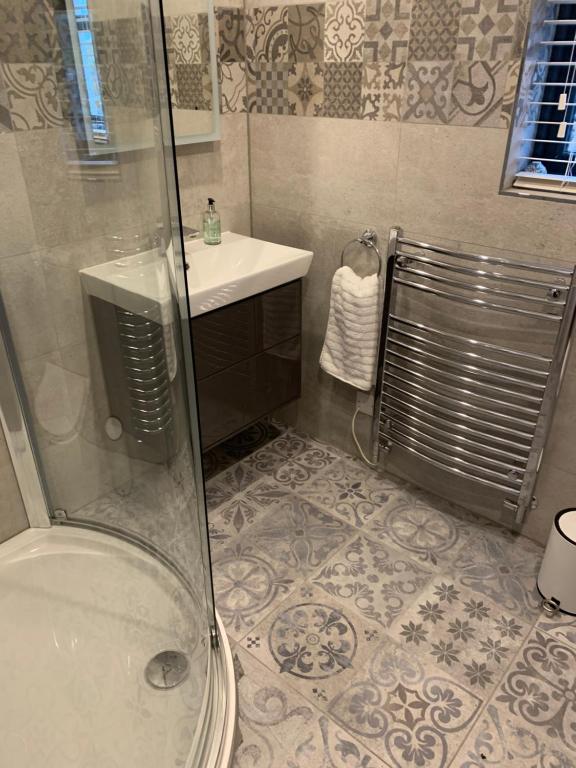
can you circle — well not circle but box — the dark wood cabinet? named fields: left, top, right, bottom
left=192, top=281, right=302, bottom=450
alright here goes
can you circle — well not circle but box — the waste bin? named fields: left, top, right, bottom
left=537, top=508, right=576, bottom=615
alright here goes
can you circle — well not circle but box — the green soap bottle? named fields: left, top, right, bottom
left=203, top=197, right=221, bottom=245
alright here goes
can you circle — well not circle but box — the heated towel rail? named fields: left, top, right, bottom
left=375, top=227, right=576, bottom=524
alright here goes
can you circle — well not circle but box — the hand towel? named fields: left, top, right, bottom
left=320, top=266, right=382, bottom=391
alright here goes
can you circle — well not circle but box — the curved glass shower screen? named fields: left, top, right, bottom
left=0, top=0, right=225, bottom=766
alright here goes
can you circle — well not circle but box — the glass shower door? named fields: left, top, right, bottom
left=0, top=0, right=217, bottom=765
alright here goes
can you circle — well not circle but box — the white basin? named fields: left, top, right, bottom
left=79, top=232, right=313, bottom=321
left=185, top=232, right=313, bottom=316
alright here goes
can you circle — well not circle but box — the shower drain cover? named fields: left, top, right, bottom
left=145, top=651, right=190, bottom=690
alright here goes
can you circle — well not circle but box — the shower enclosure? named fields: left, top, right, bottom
left=0, top=0, right=235, bottom=766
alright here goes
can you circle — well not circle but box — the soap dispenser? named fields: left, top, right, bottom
left=203, top=198, right=221, bottom=245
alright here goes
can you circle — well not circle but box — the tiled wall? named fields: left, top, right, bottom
left=0, top=424, right=27, bottom=544
left=245, top=0, right=576, bottom=545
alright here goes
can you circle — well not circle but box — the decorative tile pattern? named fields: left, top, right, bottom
left=212, top=539, right=297, bottom=640
left=0, top=62, right=65, bottom=131
left=449, top=60, right=509, bottom=127
left=216, top=8, right=245, bottom=63
left=408, top=0, right=461, bottom=61
left=270, top=443, right=341, bottom=489
left=205, top=462, right=263, bottom=512
left=0, top=0, right=59, bottom=64
left=324, top=0, right=366, bottom=63
left=208, top=496, right=264, bottom=552
left=312, top=534, right=433, bottom=628
left=299, top=458, right=404, bottom=527
left=0, top=67, right=12, bottom=132
left=364, top=0, right=411, bottom=64
left=328, top=638, right=483, bottom=768
left=495, top=630, right=576, bottom=756
left=288, top=4, right=325, bottom=61
left=241, top=583, right=381, bottom=704
left=452, top=700, right=576, bottom=767
left=233, top=647, right=390, bottom=768
left=361, top=60, right=404, bottom=119
left=246, top=6, right=290, bottom=64
left=247, top=63, right=291, bottom=114
left=402, top=60, right=454, bottom=124
left=248, top=493, right=356, bottom=575
left=389, top=577, right=529, bottom=693
left=220, top=419, right=283, bottom=460
left=288, top=62, right=325, bottom=115
left=367, top=489, right=472, bottom=566
left=535, top=612, right=576, bottom=650
left=219, top=62, right=247, bottom=113
left=456, top=0, right=520, bottom=61
left=176, top=62, right=210, bottom=110
left=451, top=527, right=543, bottom=619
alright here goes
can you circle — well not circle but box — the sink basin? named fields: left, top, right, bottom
left=185, top=232, right=313, bottom=316
left=79, top=232, right=313, bottom=321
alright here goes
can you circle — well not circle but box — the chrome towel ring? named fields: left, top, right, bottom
left=340, top=229, right=382, bottom=277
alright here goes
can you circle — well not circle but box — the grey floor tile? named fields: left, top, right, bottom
left=233, top=646, right=389, bottom=767
left=535, top=611, right=576, bottom=649
left=365, top=488, right=477, bottom=567
left=205, top=461, right=264, bottom=512
left=328, top=635, right=483, bottom=768
left=298, top=458, right=408, bottom=529
left=311, top=533, right=434, bottom=628
left=208, top=494, right=270, bottom=553
left=212, top=536, right=300, bottom=641
left=270, top=443, right=342, bottom=490
left=452, top=628, right=576, bottom=766
left=451, top=526, right=543, bottom=621
left=248, top=493, right=357, bottom=577
left=239, top=582, right=384, bottom=710
left=387, top=574, right=530, bottom=697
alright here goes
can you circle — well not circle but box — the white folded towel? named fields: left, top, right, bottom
left=320, top=266, right=382, bottom=391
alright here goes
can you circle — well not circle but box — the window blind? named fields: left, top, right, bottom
left=504, top=0, right=576, bottom=200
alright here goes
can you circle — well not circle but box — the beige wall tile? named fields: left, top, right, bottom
left=0, top=425, right=28, bottom=544
left=250, top=114, right=400, bottom=225
left=0, top=134, right=35, bottom=259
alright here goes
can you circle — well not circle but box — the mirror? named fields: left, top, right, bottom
left=56, top=0, right=220, bottom=159
left=163, top=0, right=221, bottom=145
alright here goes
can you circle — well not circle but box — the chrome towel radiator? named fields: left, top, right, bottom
left=375, top=227, right=576, bottom=524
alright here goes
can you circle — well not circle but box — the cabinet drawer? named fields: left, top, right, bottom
left=192, top=299, right=257, bottom=380
left=257, top=281, right=301, bottom=350
left=198, top=336, right=301, bottom=450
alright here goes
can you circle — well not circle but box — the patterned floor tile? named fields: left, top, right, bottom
left=288, top=4, right=325, bottom=62
left=248, top=493, right=356, bottom=576
left=451, top=526, right=543, bottom=620
left=311, top=534, right=433, bottom=628
left=493, top=629, right=576, bottom=758
left=233, top=646, right=389, bottom=767
left=408, top=0, right=461, bottom=61
left=244, top=445, right=290, bottom=475
left=328, top=636, right=483, bottom=768
left=298, top=458, right=406, bottom=528
left=402, top=60, right=454, bottom=123
left=449, top=60, right=508, bottom=127
left=208, top=495, right=268, bottom=553
left=212, top=537, right=299, bottom=641
left=362, top=60, right=404, bottom=120
left=451, top=700, right=575, bottom=767
left=220, top=420, right=284, bottom=461
left=205, top=462, right=264, bottom=512
left=270, top=443, right=342, bottom=489
left=388, top=576, right=530, bottom=695
left=364, top=0, right=411, bottom=64
left=365, top=489, right=473, bottom=566
left=456, top=0, right=520, bottom=61
left=240, top=583, right=383, bottom=708
left=288, top=61, right=325, bottom=116
left=535, top=612, right=576, bottom=650
left=324, top=0, right=366, bottom=63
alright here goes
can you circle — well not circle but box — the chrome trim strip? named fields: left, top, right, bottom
left=0, top=295, right=51, bottom=527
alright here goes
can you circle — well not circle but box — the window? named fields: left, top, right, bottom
left=501, top=0, right=576, bottom=201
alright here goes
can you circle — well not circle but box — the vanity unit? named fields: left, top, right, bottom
left=80, top=232, right=313, bottom=457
